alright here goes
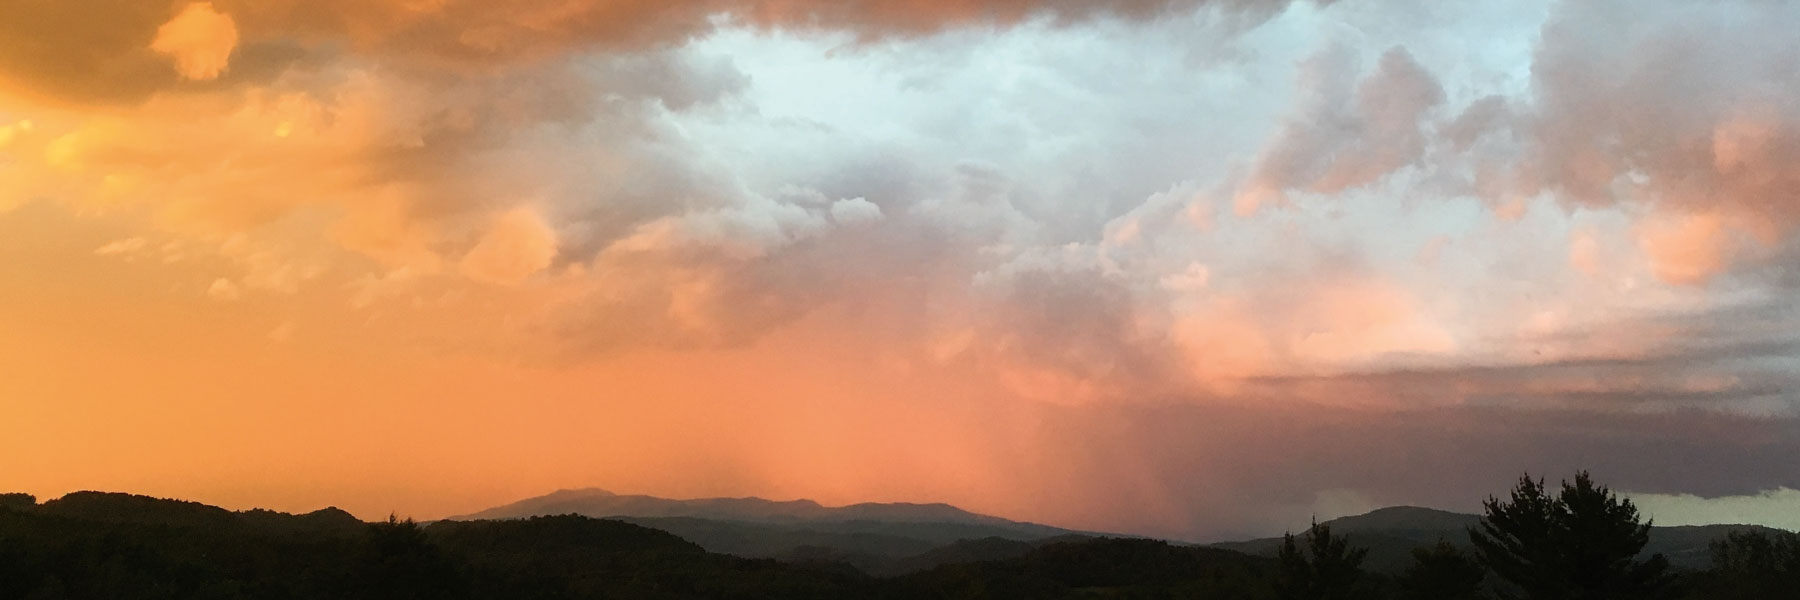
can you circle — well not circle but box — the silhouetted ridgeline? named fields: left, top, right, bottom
left=444, top=487, right=1093, bottom=575
left=1, top=484, right=1795, bottom=599
left=0, top=491, right=1272, bottom=599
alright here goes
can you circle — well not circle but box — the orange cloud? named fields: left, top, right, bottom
left=461, top=207, right=559, bottom=285
left=1171, top=276, right=1455, bottom=385
left=1, top=0, right=1311, bottom=107
left=152, top=3, right=239, bottom=81
left=1637, top=212, right=1731, bottom=287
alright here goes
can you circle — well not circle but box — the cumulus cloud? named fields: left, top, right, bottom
left=14, top=0, right=1794, bottom=402
left=152, top=3, right=239, bottom=81
left=461, top=207, right=560, bottom=285
left=1510, top=0, right=1800, bottom=275
left=828, top=197, right=882, bottom=225
left=1637, top=211, right=1733, bottom=286
left=1235, top=45, right=1445, bottom=214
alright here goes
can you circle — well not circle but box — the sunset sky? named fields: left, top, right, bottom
left=3, top=0, right=1798, bottom=541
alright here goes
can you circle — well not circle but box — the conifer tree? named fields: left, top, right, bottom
left=1469, top=471, right=1671, bottom=600
left=1277, top=519, right=1372, bottom=600
left=1397, top=541, right=1485, bottom=600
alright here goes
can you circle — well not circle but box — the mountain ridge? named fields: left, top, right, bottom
left=449, top=488, right=1064, bottom=533
left=444, top=487, right=1102, bottom=571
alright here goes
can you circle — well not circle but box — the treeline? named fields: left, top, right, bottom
left=1, top=473, right=1796, bottom=599
left=1268, top=472, right=1798, bottom=600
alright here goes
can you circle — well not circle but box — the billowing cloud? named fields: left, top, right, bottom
left=152, top=2, right=239, bottom=81
left=461, top=207, right=560, bottom=285
left=828, top=197, right=882, bottom=225
left=13, top=0, right=1799, bottom=407
left=1236, top=45, right=1445, bottom=214
left=1511, top=0, right=1800, bottom=275
left=1637, top=211, right=1732, bottom=286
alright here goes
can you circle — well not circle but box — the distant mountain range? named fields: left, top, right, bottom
left=451, top=490, right=1794, bottom=575
left=9, top=489, right=1790, bottom=598
left=446, top=488, right=1089, bottom=575
left=0, top=491, right=1283, bottom=598
left=1212, top=505, right=1784, bottom=573
left=451, top=488, right=1066, bottom=532
left=17, top=489, right=1784, bottom=579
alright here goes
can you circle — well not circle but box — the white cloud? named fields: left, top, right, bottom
left=829, top=197, right=882, bottom=225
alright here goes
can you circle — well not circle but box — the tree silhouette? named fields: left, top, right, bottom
left=356, top=514, right=469, bottom=600
left=0, top=493, right=34, bottom=511
left=1276, top=519, right=1371, bottom=600
left=1396, top=541, right=1484, bottom=600
left=1469, top=471, right=1671, bottom=600
left=1699, top=529, right=1800, bottom=599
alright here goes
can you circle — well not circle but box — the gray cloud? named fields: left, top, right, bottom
left=1237, top=45, right=1446, bottom=211
left=1023, top=401, right=1800, bottom=540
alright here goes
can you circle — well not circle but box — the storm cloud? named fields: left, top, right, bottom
left=3, top=0, right=1797, bottom=539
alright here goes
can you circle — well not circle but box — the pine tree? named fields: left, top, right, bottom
left=1702, top=529, right=1800, bottom=599
left=1469, top=471, right=1671, bottom=600
left=1277, top=519, right=1372, bottom=600
left=1397, top=541, right=1485, bottom=600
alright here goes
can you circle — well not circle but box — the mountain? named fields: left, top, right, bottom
left=1211, top=505, right=1784, bottom=572
left=451, top=488, right=1066, bottom=534
left=447, top=488, right=1088, bottom=572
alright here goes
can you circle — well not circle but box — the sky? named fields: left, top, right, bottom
left=1, top=0, right=1798, bottom=541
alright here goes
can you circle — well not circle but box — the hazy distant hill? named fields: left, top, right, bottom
left=448, top=488, right=1088, bottom=572
left=452, top=488, right=1067, bottom=534
left=1212, top=505, right=1784, bottom=572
